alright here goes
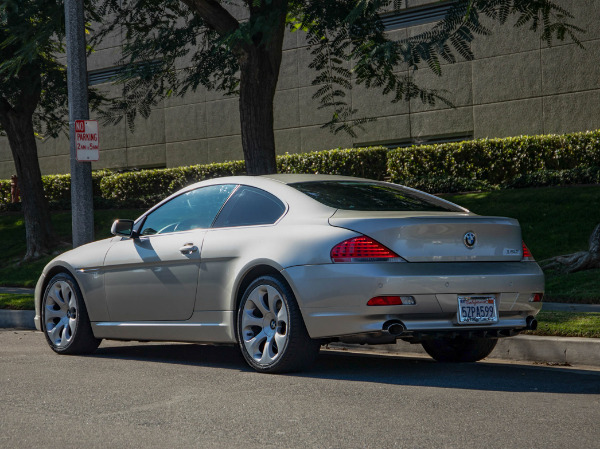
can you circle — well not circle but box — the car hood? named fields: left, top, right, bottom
left=43, top=237, right=117, bottom=274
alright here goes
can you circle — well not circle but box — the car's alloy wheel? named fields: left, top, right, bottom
left=237, top=275, right=319, bottom=373
left=421, top=336, right=498, bottom=363
left=42, top=273, right=101, bottom=355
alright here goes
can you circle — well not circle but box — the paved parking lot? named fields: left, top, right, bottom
left=1, top=330, right=599, bottom=448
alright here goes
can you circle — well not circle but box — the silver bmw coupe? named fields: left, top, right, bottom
left=35, top=174, right=544, bottom=373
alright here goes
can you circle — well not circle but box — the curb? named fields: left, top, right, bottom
left=0, top=310, right=35, bottom=329
left=330, top=335, right=600, bottom=367
left=542, top=302, right=600, bottom=313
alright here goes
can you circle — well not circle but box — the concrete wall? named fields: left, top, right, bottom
left=0, top=0, right=598, bottom=178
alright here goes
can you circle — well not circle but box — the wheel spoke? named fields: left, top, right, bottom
left=60, top=324, right=70, bottom=346
left=274, top=332, right=287, bottom=352
left=241, top=310, right=263, bottom=329
left=60, top=283, right=72, bottom=306
left=44, top=305, right=65, bottom=320
left=265, top=286, right=281, bottom=314
left=49, top=285, right=66, bottom=310
left=68, top=291, right=77, bottom=310
left=245, top=330, right=267, bottom=358
left=259, top=334, right=276, bottom=365
left=247, top=287, right=269, bottom=316
left=48, top=320, right=64, bottom=344
left=276, top=301, right=288, bottom=325
left=67, top=317, right=77, bottom=340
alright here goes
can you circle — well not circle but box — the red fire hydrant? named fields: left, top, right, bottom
left=10, top=174, right=20, bottom=203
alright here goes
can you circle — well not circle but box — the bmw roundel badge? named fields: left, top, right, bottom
left=463, top=231, right=476, bottom=248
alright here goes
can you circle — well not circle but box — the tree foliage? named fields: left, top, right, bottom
left=0, top=0, right=102, bottom=258
left=0, top=0, right=103, bottom=139
left=94, top=0, right=583, bottom=173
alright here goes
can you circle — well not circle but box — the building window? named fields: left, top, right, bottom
left=88, top=61, right=162, bottom=86
left=381, top=2, right=456, bottom=31
left=356, top=133, right=473, bottom=149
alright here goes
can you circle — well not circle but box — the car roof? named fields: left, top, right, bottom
left=260, top=173, right=369, bottom=184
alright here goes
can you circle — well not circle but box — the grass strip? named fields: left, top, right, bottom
left=524, top=311, right=600, bottom=339
left=0, top=293, right=34, bottom=310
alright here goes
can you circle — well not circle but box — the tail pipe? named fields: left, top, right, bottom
left=525, top=315, right=538, bottom=331
left=383, top=320, right=406, bottom=336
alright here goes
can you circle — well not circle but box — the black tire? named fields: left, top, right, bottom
left=41, top=272, right=101, bottom=355
left=421, top=336, right=498, bottom=363
left=236, top=275, right=320, bottom=373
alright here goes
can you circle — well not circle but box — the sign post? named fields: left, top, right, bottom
left=64, top=0, right=94, bottom=247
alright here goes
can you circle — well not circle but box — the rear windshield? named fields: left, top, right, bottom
left=290, top=181, right=460, bottom=212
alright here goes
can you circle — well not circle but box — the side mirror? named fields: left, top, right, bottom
left=111, top=219, right=135, bottom=237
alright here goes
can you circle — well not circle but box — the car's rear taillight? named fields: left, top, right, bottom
left=529, top=293, right=543, bottom=302
left=522, top=241, right=535, bottom=261
left=331, top=236, right=403, bottom=263
left=367, top=295, right=416, bottom=306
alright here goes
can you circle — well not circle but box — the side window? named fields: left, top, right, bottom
left=213, top=186, right=286, bottom=228
left=140, top=184, right=236, bottom=236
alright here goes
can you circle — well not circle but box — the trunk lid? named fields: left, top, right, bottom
left=329, top=210, right=523, bottom=262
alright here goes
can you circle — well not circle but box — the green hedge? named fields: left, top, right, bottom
left=503, top=165, right=600, bottom=189
left=39, top=169, right=113, bottom=202
left=278, top=147, right=387, bottom=179
left=387, top=131, right=600, bottom=184
left=402, top=176, right=494, bottom=194
left=99, top=161, right=247, bottom=204
left=0, top=179, right=10, bottom=204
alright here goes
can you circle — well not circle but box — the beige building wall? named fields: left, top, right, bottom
left=0, top=0, right=598, bottom=178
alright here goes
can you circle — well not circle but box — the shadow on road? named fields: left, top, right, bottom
left=93, top=342, right=600, bottom=395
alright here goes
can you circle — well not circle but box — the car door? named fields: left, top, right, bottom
left=103, top=184, right=236, bottom=321
left=196, top=185, right=287, bottom=311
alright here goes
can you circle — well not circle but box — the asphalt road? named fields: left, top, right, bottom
left=1, top=331, right=599, bottom=449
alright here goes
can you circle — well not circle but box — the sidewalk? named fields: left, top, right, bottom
left=0, top=287, right=34, bottom=294
left=542, top=302, right=600, bottom=312
left=330, top=335, right=600, bottom=368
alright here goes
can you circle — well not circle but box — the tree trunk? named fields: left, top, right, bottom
left=0, top=111, right=55, bottom=260
left=542, top=224, right=600, bottom=273
left=238, top=8, right=287, bottom=175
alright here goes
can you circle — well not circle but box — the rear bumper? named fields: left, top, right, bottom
left=283, top=262, right=544, bottom=339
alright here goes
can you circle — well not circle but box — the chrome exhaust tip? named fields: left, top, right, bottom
left=525, top=316, right=538, bottom=331
left=383, top=320, right=406, bottom=336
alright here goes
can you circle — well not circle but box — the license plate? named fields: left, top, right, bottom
left=457, top=295, right=498, bottom=324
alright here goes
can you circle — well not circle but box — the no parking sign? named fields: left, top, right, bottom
left=75, top=120, right=100, bottom=161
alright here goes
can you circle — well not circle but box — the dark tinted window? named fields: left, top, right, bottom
left=290, top=181, right=459, bottom=212
left=213, top=186, right=286, bottom=228
left=140, top=184, right=236, bottom=235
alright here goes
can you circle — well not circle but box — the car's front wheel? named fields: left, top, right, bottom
left=421, top=336, right=498, bottom=362
left=237, top=275, right=320, bottom=373
left=41, top=272, right=101, bottom=355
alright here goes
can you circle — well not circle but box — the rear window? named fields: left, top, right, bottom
left=290, top=181, right=459, bottom=212
left=213, top=186, right=286, bottom=227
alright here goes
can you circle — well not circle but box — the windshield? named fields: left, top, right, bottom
left=290, top=181, right=460, bottom=212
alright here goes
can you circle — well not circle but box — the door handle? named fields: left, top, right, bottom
left=179, top=243, right=198, bottom=254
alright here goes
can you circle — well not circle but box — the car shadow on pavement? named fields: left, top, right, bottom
left=92, top=342, right=600, bottom=395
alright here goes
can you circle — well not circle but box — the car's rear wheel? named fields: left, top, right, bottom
left=421, top=336, right=498, bottom=362
left=237, top=275, right=320, bottom=373
left=42, top=272, right=101, bottom=355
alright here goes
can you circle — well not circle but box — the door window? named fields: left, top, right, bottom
left=140, top=184, right=236, bottom=235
